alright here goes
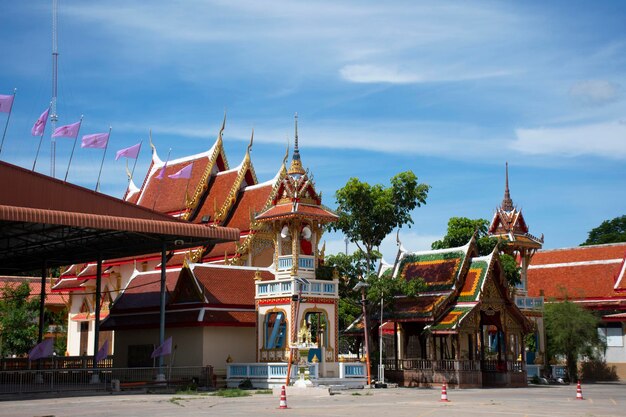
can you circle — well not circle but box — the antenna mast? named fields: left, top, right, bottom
left=50, top=0, right=59, bottom=177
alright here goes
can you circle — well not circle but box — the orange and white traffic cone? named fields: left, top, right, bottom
left=576, top=380, right=584, bottom=400
left=440, top=379, right=450, bottom=402
left=278, top=385, right=288, bottom=409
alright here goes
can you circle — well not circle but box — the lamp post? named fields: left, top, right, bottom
left=354, top=280, right=371, bottom=386
left=378, top=290, right=384, bottom=385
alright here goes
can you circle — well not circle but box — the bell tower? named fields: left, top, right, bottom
left=254, top=115, right=340, bottom=379
left=488, top=163, right=543, bottom=294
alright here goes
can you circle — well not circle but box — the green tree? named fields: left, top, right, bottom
left=0, top=282, right=39, bottom=357
left=431, top=217, right=521, bottom=287
left=330, top=172, right=429, bottom=371
left=332, top=171, right=430, bottom=275
left=544, top=300, right=603, bottom=381
left=582, top=215, right=626, bottom=246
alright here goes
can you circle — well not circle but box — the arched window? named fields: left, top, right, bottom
left=265, top=312, right=287, bottom=349
left=305, top=311, right=328, bottom=348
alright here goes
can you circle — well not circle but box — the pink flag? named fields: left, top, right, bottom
left=52, top=121, right=81, bottom=138
left=0, top=94, right=14, bottom=113
left=168, top=163, right=193, bottom=180
left=81, top=132, right=109, bottom=149
left=29, top=338, right=54, bottom=361
left=151, top=336, right=172, bottom=358
left=31, top=108, right=50, bottom=136
left=95, top=340, right=109, bottom=362
left=115, top=142, right=141, bottom=160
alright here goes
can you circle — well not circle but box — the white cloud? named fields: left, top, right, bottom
left=569, top=80, right=622, bottom=106
left=512, top=120, right=626, bottom=159
left=339, top=64, right=513, bottom=84
left=339, top=65, right=424, bottom=84
left=111, top=118, right=510, bottom=162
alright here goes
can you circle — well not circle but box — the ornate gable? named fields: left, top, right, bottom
left=184, top=122, right=230, bottom=221
left=213, top=133, right=258, bottom=224
left=171, top=263, right=206, bottom=304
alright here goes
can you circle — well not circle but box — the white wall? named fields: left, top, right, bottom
left=203, top=327, right=256, bottom=375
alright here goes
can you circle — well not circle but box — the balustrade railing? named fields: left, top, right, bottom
left=256, top=279, right=337, bottom=298
left=0, top=356, right=113, bottom=371
left=227, top=362, right=319, bottom=381
left=384, top=359, right=517, bottom=373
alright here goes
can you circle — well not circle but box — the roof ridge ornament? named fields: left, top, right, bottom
left=219, top=110, right=226, bottom=142
left=288, top=113, right=305, bottom=176
left=282, top=137, right=289, bottom=167
left=502, top=162, right=514, bottom=212
left=247, top=129, right=254, bottom=155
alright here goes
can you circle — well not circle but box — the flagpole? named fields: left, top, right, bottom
left=183, top=169, right=192, bottom=209
left=64, top=115, right=83, bottom=182
left=95, top=126, right=112, bottom=192
left=152, top=148, right=171, bottom=212
left=0, top=88, right=16, bottom=157
left=32, top=104, right=51, bottom=172
left=130, top=140, right=143, bottom=180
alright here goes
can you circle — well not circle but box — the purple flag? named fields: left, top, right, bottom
left=31, top=108, right=50, bottom=136
left=168, top=163, right=193, bottom=180
left=29, top=338, right=54, bottom=361
left=81, top=132, right=109, bottom=149
left=115, top=142, right=141, bottom=160
left=96, top=340, right=109, bottom=362
left=156, top=161, right=168, bottom=180
left=0, top=94, right=14, bottom=113
left=151, top=337, right=172, bottom=358
left=52, top=121, right=81, bottom=138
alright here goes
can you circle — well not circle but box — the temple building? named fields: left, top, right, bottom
left=52, top=116, right=356, bottom=384
left=376, top=236, right=532, bottom=388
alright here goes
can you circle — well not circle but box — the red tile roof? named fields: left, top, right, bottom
left=136, top=153, right=212, bottom=214
left=0, top=276, right=67, bottom=306
left=527, top=243, right=626, bottom=304
left=193, top=170, right=239, bottom=224
left=190, top=264, right=272, bottom=306
left=256, top=203, right=338, bottom=222
left=202, top=240, right=241, bottom=262
left=100, top=308, right=255, bottom=330
left=225, top=184, right=273, bottom=231
left=112, top=269, right=181, bottom=311
left=531, top=243, right=626, bottom=265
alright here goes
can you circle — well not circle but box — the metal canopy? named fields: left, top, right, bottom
left=0, top=161, right=239, bottom=274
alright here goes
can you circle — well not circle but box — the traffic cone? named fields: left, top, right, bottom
left=576, top=380, right=584, bottom=400
left=278, top=385, right=288, bottom=409
left=440, top=379, right=450, bottom=402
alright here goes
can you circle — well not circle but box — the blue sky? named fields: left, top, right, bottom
left=1, top=1, right=625, bottom=261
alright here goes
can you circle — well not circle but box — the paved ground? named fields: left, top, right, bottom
left=0, top=383, right=624, bottom=417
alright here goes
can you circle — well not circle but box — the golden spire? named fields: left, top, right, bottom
left=502, top=162, right=514, bottom=212
left=288, top=113, right=305, bottom=176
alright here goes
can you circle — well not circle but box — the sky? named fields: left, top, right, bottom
left=1, top=1, right=625, bottom=262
